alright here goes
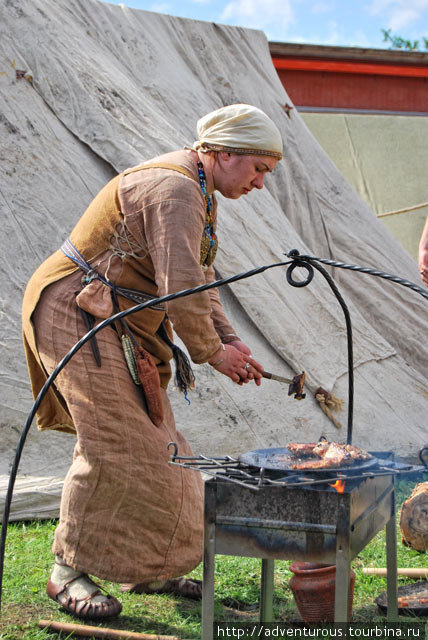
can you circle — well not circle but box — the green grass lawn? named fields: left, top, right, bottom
left=0, top=478, right=427, bottom=639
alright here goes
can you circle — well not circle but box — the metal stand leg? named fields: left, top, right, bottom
left=260, top=559, right=275, bottom=623
left=202, top=483, right=217, bottom=640
left=386, top=482, right=398, bottom=622
left=335, top=499, right=351, bottom=623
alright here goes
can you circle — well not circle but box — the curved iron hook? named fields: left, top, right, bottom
left=418, top=447, right=428, bottom=469
left=167, top=441, right=178, bottom=461
left=286, top=249, right=354, bottom=445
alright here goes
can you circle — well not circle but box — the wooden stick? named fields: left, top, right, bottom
left=38, top=620, right=180, bottom=640
left=362, top=568, right=428, bottom=578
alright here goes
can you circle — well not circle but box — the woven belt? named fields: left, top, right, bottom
left=61, top=238, right=195, bottom=395
left=61, top=238, right=166, bottom=310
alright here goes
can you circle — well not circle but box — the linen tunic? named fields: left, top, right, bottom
left=22, top=149, right=236, bottom=582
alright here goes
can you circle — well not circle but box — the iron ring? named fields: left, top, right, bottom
left=286, top=261, right=314, bottom=288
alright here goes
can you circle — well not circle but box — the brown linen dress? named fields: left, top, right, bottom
left=22, top=150, right=236, bottom=582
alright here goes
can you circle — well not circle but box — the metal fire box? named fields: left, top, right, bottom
left=202, top=472, right=398, bottom=638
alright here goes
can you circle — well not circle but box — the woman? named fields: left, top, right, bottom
left=22, top=103, right=283, bottom=619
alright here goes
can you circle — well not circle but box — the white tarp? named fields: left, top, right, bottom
left=301, top=112, right=428, bottom=261
left=1, top=0, right=427, bottom=520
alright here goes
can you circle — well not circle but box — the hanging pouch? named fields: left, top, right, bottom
left=111, top=283, right=164, bottom=428
left=135, top=344, right=164, bottom=427
left=120, top=333, right=164, bottom=428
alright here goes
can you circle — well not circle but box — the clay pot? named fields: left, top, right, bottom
left=289, top=562, right=355, bottom=623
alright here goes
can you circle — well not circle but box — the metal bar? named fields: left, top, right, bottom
left=170, top=463, right=260, bottom=491
left=202, top=483, right=217, bottom=640
left=386, top=480, right=398, bottom=622
left=170, top=455, right=237, bottom=462
left=170, top=459, right=253, bottom=475
left=335, top=497, right=351, bottom=623
left=267, top=468, right=423, bottom=487
left=334, top=496, right=351, bottom=623
left=200, top=455, right=239, bottom=465
left=351, top=484, right=394, bottom=531
left=300, top=260, right=354, bottom=444
left=171, top=461, right=423, bottom=492
left=260, top=559, right=275, bottom=623
left=216, top=515, right=336, bottom=533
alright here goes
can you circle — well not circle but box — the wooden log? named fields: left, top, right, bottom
left=399, top=481, right=428, bottom=552
left=38, top=620, right=180, bottom=640
left=362, top=568, right=428, bottom=578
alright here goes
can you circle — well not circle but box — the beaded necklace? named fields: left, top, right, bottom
left=197, top=161, right=218, bottom=270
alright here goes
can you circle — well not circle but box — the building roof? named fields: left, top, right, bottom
left=269, top=41, right=428, bottom=112
left=269, top=42, right=428, bottom=66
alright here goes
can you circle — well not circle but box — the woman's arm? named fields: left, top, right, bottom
left=204, top=265, right=263, bottom=385
left=418, top=217, right=428, bottom=287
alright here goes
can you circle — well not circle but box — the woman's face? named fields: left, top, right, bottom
left=212, top=152, right=278, bottom=199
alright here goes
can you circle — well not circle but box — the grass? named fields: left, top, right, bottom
left=0, top=478, right=427, bottom=639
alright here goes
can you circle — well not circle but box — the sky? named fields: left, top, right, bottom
left=103, top=0, right=428, bottom=49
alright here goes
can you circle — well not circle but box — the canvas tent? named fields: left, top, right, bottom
left=1, top=0, right=427, bottom=521
left=301, top=112, right=428, bottom=261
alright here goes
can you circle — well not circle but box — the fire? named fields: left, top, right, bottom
left=329, top=478, right=345, bottom=493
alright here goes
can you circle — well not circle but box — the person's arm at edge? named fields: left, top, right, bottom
left=418, top=217, right=428, bottom=287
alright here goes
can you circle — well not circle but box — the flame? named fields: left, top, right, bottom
left=329, top=478, right=345, bottom=493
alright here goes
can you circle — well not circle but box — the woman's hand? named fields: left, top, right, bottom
left=208, top=342, right=263, bottom=385
left=228, top=339, right=251, bottom=356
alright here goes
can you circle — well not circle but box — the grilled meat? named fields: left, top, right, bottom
left=344, top=444, right=373, bottom=461
left=320, top=442, right=352, bottom=465
left=286, top=441, right=372, bottom=470
left=290, top=457, right=343, bottom=470
left=312, top=441, right=330, bottom=457
left=291, top=442, right=351, bottom=469
left=286, top=443, right=319, bottom=457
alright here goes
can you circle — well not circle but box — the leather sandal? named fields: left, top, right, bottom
left=121, top=577, right=202, bottom=600
left=47, top=575, right=122, bottom=619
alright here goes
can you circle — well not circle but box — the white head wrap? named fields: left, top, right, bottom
left=193, top=104, right=283, bottom=159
